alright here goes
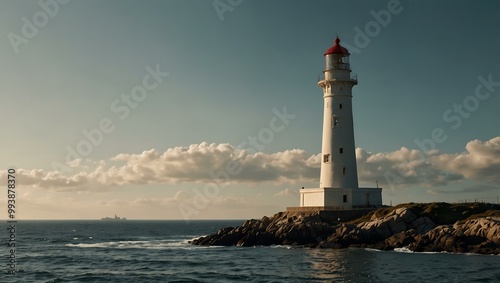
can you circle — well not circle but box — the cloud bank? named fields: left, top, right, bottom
left=2, top=137, right=499, bottom=191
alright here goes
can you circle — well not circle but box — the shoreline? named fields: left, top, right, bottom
left=190, top=202, right=500, bottom=255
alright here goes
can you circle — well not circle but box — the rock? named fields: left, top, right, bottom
left=404, top=216, right=500, bottom=254
left=410, top=216, right=435, bottom=234
left=366, top=242, right=392, bottom=251
left=355, top=208, right=432, bottom=241
left=237, top=231, right=257, bottom=247
left=189, top=204, right=500, bottom=254
left=255, top=232, right=277, bottom=246
left=458, top=217, right=500, bottom=243
left=385, top=230, right=415, bottom=248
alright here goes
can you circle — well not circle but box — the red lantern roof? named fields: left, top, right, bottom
left=324, top=37, right=350, bottom=56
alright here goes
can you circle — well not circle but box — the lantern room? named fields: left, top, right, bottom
left=324, top=37, right=351, bottom=71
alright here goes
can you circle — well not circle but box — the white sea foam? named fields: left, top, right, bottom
left=393, top=247, right=414, bottom=253
left=270, top=245, right=292, bottom=249
left=394, top=247, right=442, bottom=254
left=393, top=247, right=498, bottom=256
left=365, top=248, right=382, bottom=252
left=66, top=239, right=186, bottom=249
left=65, top=238, right=223, bottom=250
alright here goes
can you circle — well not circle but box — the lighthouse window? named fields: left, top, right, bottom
left=343, top=195, right=348, bottom=203
left=339, top=104, right=343, bottom=109
left=339, top=148, right=343, bottom=154
left=343, top=167, right=346, bottom=175
left=323, top=154, right=330, bottom=163
left=332, top=116, right=339, bottom=127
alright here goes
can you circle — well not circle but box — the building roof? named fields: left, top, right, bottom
left=324, top=37, right=350, bottom=56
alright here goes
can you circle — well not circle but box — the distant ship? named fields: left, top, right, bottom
left=101, top=214, right=127, bottom=221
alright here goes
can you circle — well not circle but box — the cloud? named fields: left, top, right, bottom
left=426, top=184, right=499, bottom=195
left=0, top=168, right=90, bottom=190
left=98, top=199, right=128, bottom=206
left=99, top=142, right=319, bottom=185
left=2, top=137, right=500, bottom=192
left=432, top=137, right=500, bottom=183
left=211, top=196, right=251, bottom=207
left=356, top=146, right=463, bottom=188
left=274, top=188, right=298, bottom=197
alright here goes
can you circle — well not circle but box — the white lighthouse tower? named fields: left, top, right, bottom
left=319, top=36, right=358, bottom=190
left=298, top=37, right=382, bottom=209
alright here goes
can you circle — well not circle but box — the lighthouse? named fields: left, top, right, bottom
left=297, top=37, right=382, bottom=209
left=319, top=36, right=359, bottom=190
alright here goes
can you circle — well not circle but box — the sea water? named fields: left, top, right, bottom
left=2, top=220, right=499, bottom=282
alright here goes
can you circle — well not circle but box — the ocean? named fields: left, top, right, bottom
left=2, top=220, right=499, bottom=282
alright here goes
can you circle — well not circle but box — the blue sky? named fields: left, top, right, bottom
left=1, top=0, right=500, bottom=219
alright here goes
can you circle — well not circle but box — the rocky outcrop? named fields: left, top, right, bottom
left=408, top=216, right=500, bottom=254
left=316, top=208, right=435, bottom=250
left=189, top=203, right=500, bottom=255
left=190, top=212, right=334, bottom=246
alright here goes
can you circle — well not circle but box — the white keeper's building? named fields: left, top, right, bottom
left=299, top=37, right=382, bottom=209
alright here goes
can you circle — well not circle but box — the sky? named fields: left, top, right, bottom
left=1, top=0, right=500, bottom=220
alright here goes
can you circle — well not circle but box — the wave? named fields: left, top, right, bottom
left=393, top=247, right=499, bottom=256
left=66, top=239, right=186, bottom=249
left=65, top=238, right=223, bottom=250
left=270, top=245, right=293, bottom=249
left=392, top=247, right=485, bottom=255
left=393, top=247, right=414, bottom=253
left=364, top=248, right=382, bottom=252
